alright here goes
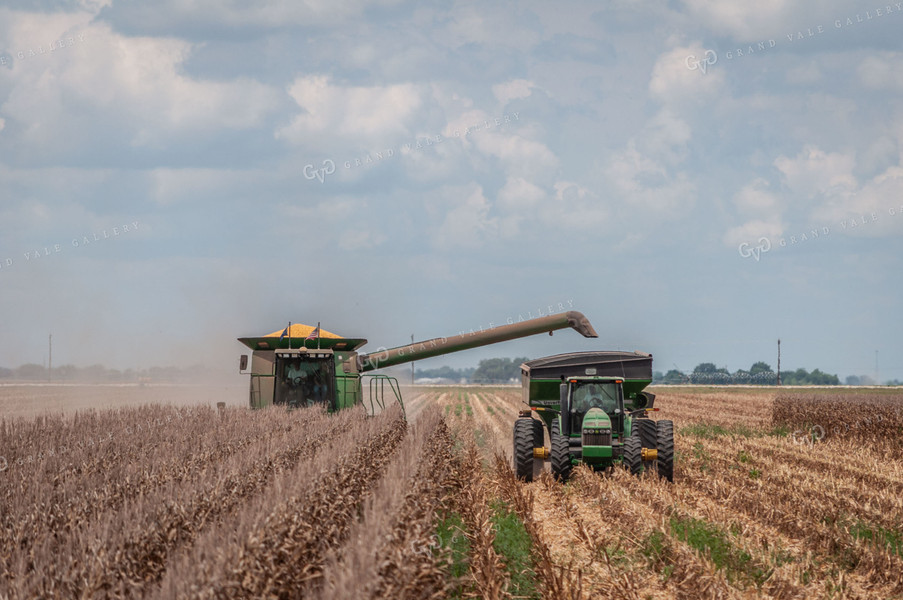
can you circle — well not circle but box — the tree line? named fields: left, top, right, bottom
left=654, top=362, right=843, bottom=385
left=0, top=363, right=220, bottom=383
left=415, top=357, right=526, bottom=384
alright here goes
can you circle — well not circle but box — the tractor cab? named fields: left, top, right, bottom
left=568, top=378, right=623, bottom=433
left=274, top=349, right=336, bottom=410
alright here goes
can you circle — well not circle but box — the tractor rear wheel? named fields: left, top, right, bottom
left=636, top=418, right=657, bottom=447
left=513, top=417, right=537, bottom=481
left=550, top=420, right=572, bottom=482
left=656, top=420, right=675, bottom=482
left=623, top=435, right=643, bottom=476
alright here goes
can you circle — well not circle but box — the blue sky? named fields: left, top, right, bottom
left=1, top=0, right=901, bottom=382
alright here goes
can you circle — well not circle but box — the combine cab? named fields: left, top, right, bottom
left=238, top=312, right=598, bottom=418
left=514, top=351, right=674, bottom=482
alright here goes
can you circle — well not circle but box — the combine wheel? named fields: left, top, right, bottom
left=550, top=420, right=572, bottom=482
left=513, top=418, right=537, bottom=481
left=623, top=435, right=643, bottom=476
left=656, top=420, right=675, bottom=482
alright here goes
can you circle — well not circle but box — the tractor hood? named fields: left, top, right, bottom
left=582, top=407, right=612, bottom=430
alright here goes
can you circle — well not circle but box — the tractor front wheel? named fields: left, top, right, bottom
left=513, top=417, right=537, bottom=481
left=623, top=435, right=643, bottom=476
left=550, top=420, right=572, bottom=481
left=656, top=419, right=675, bottom=482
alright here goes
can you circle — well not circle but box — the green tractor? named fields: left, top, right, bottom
left=513, top=351, right=673, bottom=482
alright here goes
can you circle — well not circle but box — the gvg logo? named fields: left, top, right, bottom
left=738, top=237, right=771, bottom=261
left=303, top=159, right=336, bottom=183
left=685, top=50, right=718, bottom=74
left=791, top=425, right=825, bottom=446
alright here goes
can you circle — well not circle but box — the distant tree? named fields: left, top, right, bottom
left=808, top=369, right=839, bottom=385
left=0, top=366, right=11, bottom=378
left=15, top=363, right=46, bottom=380
left=732, top=369, right=751, bottom=384
left=415, top=365, right=475, bottom=382
left=652, top=370, right=664, bottom=383
left=846, top=375, right=861, bottom=385
left=780, top=368, right=839, bottom=385
left=690, top=363, right=729, bottom=384
left=53, top=364, right=78, bottom=380
left=661, top=369, right=687, bottom=384
left=472, top=357, right=529, bottom=383
left=750, top=362, right=773, bottom=376
left=78, top=364, right=108, bottom=382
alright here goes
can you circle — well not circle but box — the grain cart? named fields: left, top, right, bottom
left=238, top=311, right=598, bottom=416
left=514, top=351, right=673, bottom=482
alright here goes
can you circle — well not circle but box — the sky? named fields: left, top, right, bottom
left=0, top=0, right=901, bottom=383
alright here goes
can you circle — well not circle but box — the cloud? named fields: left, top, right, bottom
left=433, top=184, right=498, bottom=250
left=733, top=178, right=780, bottom=215
left=492, top=79, right=534, bottom=106
left=277, top=75, right=422, bottom=146
left=680, top=0, right=795, bottom=41
left=774, top=146, right=903, bottom=237
left=723, top=219, right=785, bottom=248
left=723, top=179, right=784, bottom=247
left=100, top=0, right=407, bottom=33
left=605, top=142, right=695, bottom=215
left=774, top=146, right=857, bottom=198
left=649, top=42, right=726, bottom=102
left=812, top=165, right=903, bottom=236
left=858, top=52, right=903, bottom=91
left=639, top=109, right=692, bottom=165
left=0, top=19, right=282, bottom=160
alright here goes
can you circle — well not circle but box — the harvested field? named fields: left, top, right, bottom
left=1, top=384, right=902, bottom=599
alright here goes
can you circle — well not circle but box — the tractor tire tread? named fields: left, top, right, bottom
left=513, top=418, right=536, bottom=481
left=656, top=419, right=675, bottom=483
left=623, top=435, right=643, bottom=476
left=550, top=420, right=572, bottom=482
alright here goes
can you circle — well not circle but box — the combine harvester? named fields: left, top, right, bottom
left=238, top=311, right=598, bottom=417
left=514, top=351, right=674, bottom=482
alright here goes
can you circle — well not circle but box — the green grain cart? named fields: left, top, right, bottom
left=238, top=311, right=598, bottom=416
left=514, top=351, right=673, bottom=482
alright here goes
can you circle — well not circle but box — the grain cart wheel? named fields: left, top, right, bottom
left=550, top=420, right=572, bottom=482
left=623, top=435, right=643, bottom=477
left=513, top=418, right=537, bottom=481
left=531, top=417, right=545, bottom=480
left=656, top=420, right=675, bottom=482
left=532, top=418, right=544, bottom=449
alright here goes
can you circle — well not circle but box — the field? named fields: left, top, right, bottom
left=1, top=385, right=902, bottom=599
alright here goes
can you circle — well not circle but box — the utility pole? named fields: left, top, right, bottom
left=876, top=350, right=879, bottom=385
left=48, top=333, right=52, bottom=383
left=776, top=339, right=781, bottom=386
